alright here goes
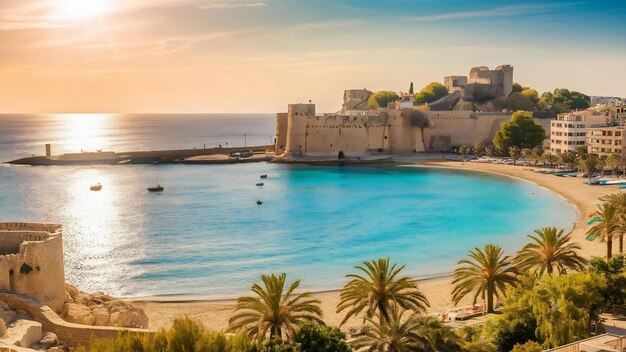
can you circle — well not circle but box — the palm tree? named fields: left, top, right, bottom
left=605, top=154, right=621, bottom=176
left=577, top=154, right=603, bottom=185
left=586, top=202, right=621, bottom=259
left=600, top=192, right=626, bottom=253
left=228, top=273, right=323, bottom=341
left=350, top=307, right=433, bottom=352
left=337, top=258, right=429, bottom=326
left=508, top=146, right=521, bottom=165
left=451, top=244, right=518, bottom=313
left=415, top=315, right=464, bottom=352
left=514, top=227, right=587, bottom=275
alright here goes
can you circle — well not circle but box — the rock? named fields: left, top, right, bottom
left=74, top=293, right=92, bottom=306
left=91, top=305, right=110, bottom=326
left=108, top=308, right=149, bottom=329
left=65, top=284, right=79, bottom=300
left=39, top=332, right=59, bottom=348
left=0, top=301, right=9, bottom=311
left=60, top=303, right=94, bottom=326
left=48, top=347, right=65, bottom=352
left=0, top=319, right=42, bottom=348
left=0, top=310, right=18, bottom=325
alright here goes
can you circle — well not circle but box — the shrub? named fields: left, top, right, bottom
left=74, top=316, right=257, bottom=352
left=292, top=323, right=351, bottom=352
left=367, top=91, right=399, bottom=110
left=511, top=340, right=543, bottom=352
left=261, top=338, right=300, bottom=352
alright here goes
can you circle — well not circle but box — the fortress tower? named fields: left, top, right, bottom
left=445, top=65, right=513, bottom=100
left=284, top=104, right=315, bottom=156
left=0, top=223, right=66, bottom=312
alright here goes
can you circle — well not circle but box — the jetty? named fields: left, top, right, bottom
left=6, top=144, right=273, bottom=166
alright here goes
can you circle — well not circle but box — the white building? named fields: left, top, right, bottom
left=549, top=110, right=609, bottom=154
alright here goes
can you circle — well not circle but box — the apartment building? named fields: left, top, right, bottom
left=549, top=110, right=609, bottom=154
left=587, top=125, right=626, bottom=157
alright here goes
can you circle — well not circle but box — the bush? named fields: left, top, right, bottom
left=367, top=91, right=399, bottom=110
left=511, top=340, right=543, bottom=352
left=414, top=82, right=448, bottom=104
left=293, top=323, right=351, bottom=352
left=75, top=317, right=257, bottom=352
left=261, top=338, right=300, bottom=352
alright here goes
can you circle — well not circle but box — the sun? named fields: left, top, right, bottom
left=53, top=0, right=111, bottom=21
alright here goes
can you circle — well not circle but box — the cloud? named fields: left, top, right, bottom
left=409, top=3, right=575, bottom=22
left=198, top=2, right=267, bottom=10
left=288, top=19, right=364, bottom=31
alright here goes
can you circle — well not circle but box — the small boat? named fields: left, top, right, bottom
left=260, top=174, right=268, bottom=179
left=90, top=183, right=102, bottom=191
left=147, top=184, right=164, bottom=192
left=256, top=200, right=263, bottom=205
left=256, top=182, right=264, bottom=186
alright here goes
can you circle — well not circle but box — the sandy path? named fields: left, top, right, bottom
left=134, top=161, right=617, bottom=331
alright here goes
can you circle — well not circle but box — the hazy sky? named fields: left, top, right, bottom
left=1, top=0, right=625, bottom=113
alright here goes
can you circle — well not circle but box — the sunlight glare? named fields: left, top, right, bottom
left=54, top=0, right=111, bottom=21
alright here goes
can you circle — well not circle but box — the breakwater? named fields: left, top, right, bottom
left=6, top=145, right=272, bottom=166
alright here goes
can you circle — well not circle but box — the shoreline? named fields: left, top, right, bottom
left=134, top=159, right=613, bottom=330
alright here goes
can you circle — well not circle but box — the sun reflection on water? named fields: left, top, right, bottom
left=60, top=167, right=147, bottom=295
left=51, top=114, right=114, bottom=154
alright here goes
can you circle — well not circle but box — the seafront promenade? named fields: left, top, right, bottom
left=133, top=159, right=612, bottom=331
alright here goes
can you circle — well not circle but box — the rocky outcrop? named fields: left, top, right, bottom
left=0, top=319, right=42, bottom=348
left=61, top=284, right=148, bottom=329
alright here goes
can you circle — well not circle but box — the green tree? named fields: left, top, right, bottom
left=228, top=273, right=323, bottom=341
left=409, top=82, right=414, bottom=95
left=493, top=111, right=545, bottom=153
left=590, top=255, right=626, bottom=309
left=520, top=89, right=539, bottom=104
left=532, top=272, right=605, bottom=349
left=350, top=308, right=433, bottom=352
left=482, top=275, right=538, bottom=352
left=451, top=244, right=519, bottom=313
left=367, top=91, right=400, bottom=110
left=512, top=83, right=524, bottom=93
left=337, top=258, right=429, bottom=325
left=414, top=82, right=449, bottom=104
left=586, top=202, right=620, bottom=259
left=514, top=227, right=587, bottom=275
left=292, top=323, right=352, bottom=352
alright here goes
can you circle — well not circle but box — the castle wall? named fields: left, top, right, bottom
left=0, top=223, right=66, bottom=313
left=424, top=111, right=512, bottom=150
left=275, top=113, right=288, bottom=154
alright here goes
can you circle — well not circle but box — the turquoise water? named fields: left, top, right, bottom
left=0, top=162, right=577, bottom=299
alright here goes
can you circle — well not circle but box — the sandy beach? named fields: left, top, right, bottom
left=134, top=161, right=615, bottom=331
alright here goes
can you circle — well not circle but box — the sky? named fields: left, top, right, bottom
left=0, top=0, right=625, bottom=113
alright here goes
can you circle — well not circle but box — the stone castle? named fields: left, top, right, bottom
left=0, top=223, right=66, bottom=312
left=274, top=65, right=540, bottom=159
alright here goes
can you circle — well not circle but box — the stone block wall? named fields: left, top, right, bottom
left=0, top=224, right=66, bottom=313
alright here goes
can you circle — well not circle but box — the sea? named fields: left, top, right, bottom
left=0, top=114, right=578, bottom=299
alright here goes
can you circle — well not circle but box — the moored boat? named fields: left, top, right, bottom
left=90, top=183, right=102, bottom=191
left=256, top=182, right=264, bottom=186
left=147, top=184, right=164, bottom=192
left=260, top=174, right=268, bottom=179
